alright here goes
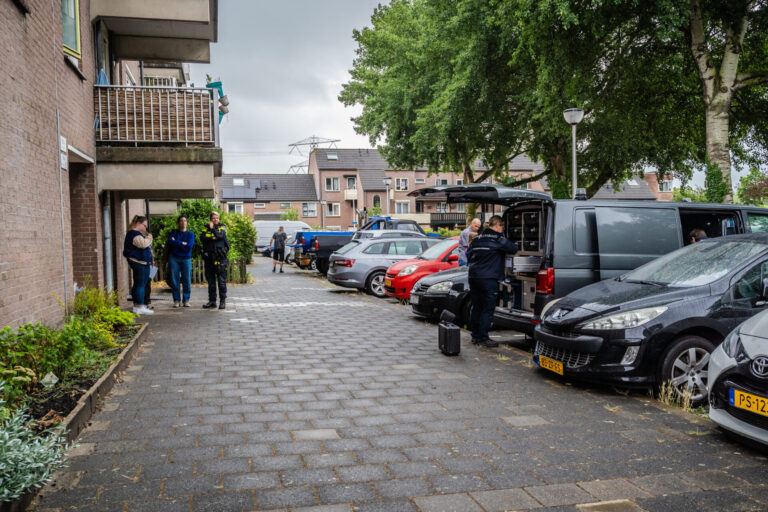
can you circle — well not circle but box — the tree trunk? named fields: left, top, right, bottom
left=705, top=101, right=733, bottom=203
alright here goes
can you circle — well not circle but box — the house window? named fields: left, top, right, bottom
left=395, top=201, right=410, bottom=214
left=436, top=178, right=449, bottom=186
left=660, top=180, right=673, bottom=192
left=457, top=203, right=466, bottom=213
left=456, top=179, right=464, bottom=185
left=302, top=203, right=317, bottom=217
left=62, top=0, right=81, bottom=58
left=327, top=153, right=338, bottom=161
left=233, top=178, right=245, bottom=187
left=347, top=177, right=356, bottom=189
left=436, top=202, right=449, bottom=213
left=280, top=202, right=291, bottom=209
left=325, top=177, right=340, bottom=191
left=373, top=195, right=381, bottom=208
left=515, top=180, right=529, bottom=190
left=327, top=202, right=340, bottom=217
left=227, top=202, right=243, bottom=214
left=395, top=178, right=408, bottom=191
left=415, top=178, right=425, bottom=184
left=254, top=203, right=266, bottom=209
left=415, top=200, right=424, bottom=213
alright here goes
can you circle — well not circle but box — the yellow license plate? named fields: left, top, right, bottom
left=730, top=389, right=768, bottom=417
left=385, top=279, right=392, bottom=287
left=538, top=355, right=563, bottom=375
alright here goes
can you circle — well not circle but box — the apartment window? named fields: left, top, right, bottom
left=395, top=201, right=410, bottom=214
left=515, top=181, right=529, bottom=190
left=436, top=178, right=449, bottom=186
left=347, top=177, right=356, bottom=189
left=415, top=178, right=425, bottom=184
left=325, top=177, right=340, bottom=191
left=327, top=153, right=338, bottom=161
left=254, top=203, right=266, bottom=209
left=227, top=203, right=243, bottom=214
left=373, top=195, right=381, bottom=208
left=395, top=178, right=409, bottom=191
left=436, top=202, right=449, bottom=213
left=302, top=202, right=317, bottom=217
left=660, top=180, right=673, bottom=192
left=326, top=202, right=340, bottom=217
left=415, top=200, right=424, bottom=213
left=280, top=202, right=291, bottom=209
left=457, top=203, right=466, bottom=213
left=62, top=0, right=81, bottom=58
left=233, top=178, right=245, bottom=187
left=456, top=179, right=464, bottom=185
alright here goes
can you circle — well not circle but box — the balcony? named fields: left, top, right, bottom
left=430, top=212, right=467, bottom=229
left=95, top=85, right=222, bottom=200
left=344, top=189, right=358, bottom=201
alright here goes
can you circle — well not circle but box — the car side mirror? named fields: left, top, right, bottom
left=447, top=254, right=459, bottom=262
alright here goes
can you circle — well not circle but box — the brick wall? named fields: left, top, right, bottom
left=69, top=163, right=104, bottom=288
left=221, top=201, right=320, bottom=225
left=0, top=0, right=96, bottom=328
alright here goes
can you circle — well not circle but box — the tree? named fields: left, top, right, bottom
left=688, top=0, right=768, bottom=202
left=736, top=167, right=768, bottom=204
left=673, top=185, right=708, bottom=202
left=280, top=208, right=299, bottom=221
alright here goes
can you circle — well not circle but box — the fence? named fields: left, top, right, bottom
left=430, top=212, right=467, bottom=228
left=94, top=85, right=218, bottom=146
left=154, top=258, right=249, bottom=284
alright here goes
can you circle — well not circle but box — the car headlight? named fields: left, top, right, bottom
left=579, top=306, right=668, bottom=331
left=398, top=264, right=419, bottom=276
left=721, top=328, right=749, bottom=363
left=426, top=281, right=453, bottom=294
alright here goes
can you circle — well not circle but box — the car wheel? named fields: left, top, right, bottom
left=310, top=259, right=317, bottom=271
left=659, top=335, right=715, bottom=406
left=317, top=260, right=329, bottom=275
left=366, top=271, right=387, bottom=298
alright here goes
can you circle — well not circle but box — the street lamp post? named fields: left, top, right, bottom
left=320, top=200, right=327, bottom=228
left=563, top=107, right=584, bottom=199
left=382, top=177, right=392, bottom=216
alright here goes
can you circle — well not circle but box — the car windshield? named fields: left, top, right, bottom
left=623, top=240, right=768, bottom=287
left=336, top=241, right=360, bottom=255
left=352, top=232, right=373, bottom=240
left=418, top=239, right=456, bottom=260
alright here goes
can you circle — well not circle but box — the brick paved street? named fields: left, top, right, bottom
left=31, top=258, right=768, bottom=511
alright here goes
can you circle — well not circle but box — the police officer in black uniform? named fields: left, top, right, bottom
left=200, top=211, right=230, bottom=309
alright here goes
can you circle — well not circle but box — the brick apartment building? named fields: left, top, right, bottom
left=307, top=148, right=547, bottom=229
left=219, top=174, right=319, bottom=222
left=1, top=0, right=220, bottom=328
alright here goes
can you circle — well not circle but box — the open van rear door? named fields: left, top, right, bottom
left=593, top=206, right=682, bottom=280
left=409, top=184, right=553, bottom=206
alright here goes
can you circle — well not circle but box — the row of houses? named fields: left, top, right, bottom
left=218, top=148, right=674, bottom=230
left=1, top=0, right=223, bottom=328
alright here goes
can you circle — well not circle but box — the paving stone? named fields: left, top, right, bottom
left=292, top=506, right=352, bottom=512
left=388, top=461, right=445, bottom=478
left=195, top=458, right=250, bottom=475
left=281, top=468, right=339, bottom=486
left=635, top=493, right=703, bottom=512
left=577, top=479, right=652, bottom=501
left=437, top=457, right=494, bottom=474
left=355, top=449, right=408, bottom=464
left=534, top=464, right=593, bottom=484
left=354, top=501, right=418, bottom=512
left=126, top=498, right=191, bottom=512
left=576, top=500, right=645, bottom=512
left=336, top=463, right=391, bottom=482
left=316, top=483, right=377, bottom=504
left=525, top=483, right=596, bottom=507
left=192, top=491, right=255, bottom=511
left=304, top=452, right=357, bottom=468
left=678, top=469, right=749, bottom=490
left=413, top=493, right=484, bottom=512
left=98, top=481, right=161, bottom=503
left=429, top=474, right=490, bottom=493
left=374, top=478, right=433, bottom=499
left=224, top=443, right=273, bottom=458
left=251, top=455, right=305, bottom=471
left=630, top=474, right=701, bottom=495
left=470, top=488, right=541, bottom=511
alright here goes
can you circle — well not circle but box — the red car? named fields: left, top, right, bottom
left=384, top=237, right=460, bottom=300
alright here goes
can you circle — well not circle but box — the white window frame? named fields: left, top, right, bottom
left=325, top=177, right=340, bottom=191
left=395, top=178, right=409, bottom=191
left=456, top=179, right=464, bottom=185
left=346, top=177, right=357, bottom=189
left=660, top=180, right=673, bottom=192
left=415, top=178, right=425, bottom=184
left=302, top=202, right=317, bottom=217
left=280, top=202, right=291, bottom=209
left=227, top=202, right=243, bottom=214
left=436, top=202, right=449, bottom=213
left=457, top=203, right=466, bottom=213
left=327, top=153, right=338, bottom=161
left=395, top=201, right=410, bottom=214
left=436, top=178, right=449, bottom=186
left=233, top=178, right=245, bottom=187
left=254, top=203, right=266, bottom=209
left=326, top=202, right=340, bottom=217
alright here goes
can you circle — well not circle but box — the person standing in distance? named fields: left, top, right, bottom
left=467, top=215, right=518, bottom=347
left=458, top=218, right=481, bottom=266
left=200, top=211, right=230, bottom=310
left=123, top=216, right=154, bottom=315
left=167, top=215, right=194, bottom=307
left=270, top=226, right=288, bottom=273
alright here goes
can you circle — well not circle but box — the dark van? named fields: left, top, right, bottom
left=410, top=184, right=768, bottom=334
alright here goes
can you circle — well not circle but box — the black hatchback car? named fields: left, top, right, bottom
left=410, top=266, right=471, bottom=323
left=534, top=233, right=768, bottom=404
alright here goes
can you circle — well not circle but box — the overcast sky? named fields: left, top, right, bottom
left=189, top=0, right=381, bottom=175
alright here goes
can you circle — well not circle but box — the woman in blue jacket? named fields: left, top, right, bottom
left=167, top=215, right=195, bottom=307
left=123, top=216, right=154, bottom=315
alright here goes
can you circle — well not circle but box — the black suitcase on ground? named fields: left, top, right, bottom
left=438, top=321, right=461, bottom=356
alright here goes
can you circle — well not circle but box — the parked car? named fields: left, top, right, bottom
left=352, top=229, right=427, bottom=241
left=709, top=308, right=768, bottom=447
left=532, top=233, right=768, bottom=404
left=327, top=238, right=442, bottom=297
left=254, top=220, right=311, bottom=251
left=410, top=266, right=471, bottom=323
left=359, top=217, right=426, bottom=234
left=411, top=184, right=768, bottom=335
left=385, top=238, right=460, bottom=300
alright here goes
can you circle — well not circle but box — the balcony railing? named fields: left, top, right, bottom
left=430, top=212, right=467, bottom=228
left=344, top=189, right=358, bottom=201
left=94, top=85, right=219, bottom=146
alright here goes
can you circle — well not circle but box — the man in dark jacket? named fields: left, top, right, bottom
left=200, top=211, right=230, bottom=309
left=468, top=215, right=518, bottom=347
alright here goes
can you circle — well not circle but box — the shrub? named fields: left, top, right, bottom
left=0, top=385, right=69, bottom=503
left=220, top=211, right=257, bottom=262
left=71, top=285, right=119, bottom=320
left=94, top=307, right=135, bottom=332
left=280, top=207, right=299, bottom=221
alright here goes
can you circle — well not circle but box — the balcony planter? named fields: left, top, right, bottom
left=0, top=324, right=148, bottom=512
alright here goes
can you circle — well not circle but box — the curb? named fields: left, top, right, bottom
left=0, top=323, right=148, bottom=512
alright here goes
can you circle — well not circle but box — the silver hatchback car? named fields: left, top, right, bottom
left=328, top=238, right=441, bottom=297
